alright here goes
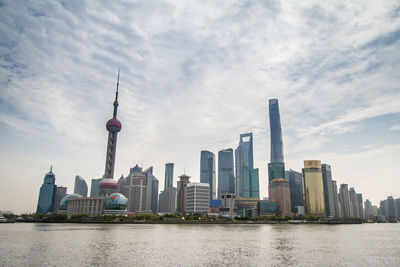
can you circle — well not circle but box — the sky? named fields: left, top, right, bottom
left=1, top=1, right=399, bottom=214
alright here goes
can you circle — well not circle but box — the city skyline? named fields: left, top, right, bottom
left=1, top=1, right=400, bottom=213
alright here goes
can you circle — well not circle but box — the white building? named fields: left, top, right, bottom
left=186, top=183, right=209, bottom=214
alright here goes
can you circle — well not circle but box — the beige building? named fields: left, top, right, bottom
left=269, top=178, right=291, bottom=217
left=221, top=193, right=236, bottom=214
left=302, top=160, right=325, bottom=216
left=67, top=197, right=106, bottom=217
left=123, top=169, right=150, bottom=214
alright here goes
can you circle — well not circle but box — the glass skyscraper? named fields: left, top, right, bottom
left=36, top=167, right=57, bottom=214
left=268, top=99, right=285, bottom=183
left=74, top=175, right=88, bottom=197
left=200, top=151, right=216, bottom=200
left=302, top=160, right=325, bottom=216
left=321, top=164, right=335, bottom=217
left=285, top=169, right=304, bottom=213
left=90, top=178, right=102, bottom=197
left=217, top=148, right=235, bottom=199
left=164, top=163, right=174, bottom=190
left=243, top=166, right=259, bottom=199
left=235, top=133, right=254, bottom=198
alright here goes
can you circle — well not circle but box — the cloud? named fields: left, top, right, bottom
left=391, top=124, right=400, bottom=131
left=0, top=1, right=400, bottom=212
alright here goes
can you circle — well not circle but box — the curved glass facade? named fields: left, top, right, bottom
left=59, top=193, right=83, bottom=210
left=302, top=160, right=325, bottom=216
left=105, top=193, right=127, bottom=210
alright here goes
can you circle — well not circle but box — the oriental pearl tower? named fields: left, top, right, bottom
left=99, top=71, right=122, bottom=196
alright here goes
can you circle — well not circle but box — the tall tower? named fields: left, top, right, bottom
left=200, top=150, right=216, bottom=200
left=235, top=133, right=254, bottom=198
left=100, top=71, right=122, bottom=196
left=268, top=99, right=285, bottom=183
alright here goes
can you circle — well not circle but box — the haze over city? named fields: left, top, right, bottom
left=1, top=1, right=400, bottom=214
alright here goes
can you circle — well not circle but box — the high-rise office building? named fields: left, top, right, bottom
left=117, top=175, right=125, bottom=195
left=243, top=166, right=259, bottom=199
left=386, top=196, right=396, bottom=220
left=144, top=166, right=159, bottom=214
left=90, top=178, right=102, bottom=197
left=349, top=187, right=359, bottom=218
left=159, top=187, right=176, bottom=213
left=53, top=186, right=67, bottom=213
left=123, top=165, right=149, bottom=213
left=364, top=199, right=373, bottom=218
left=332, top=180, right=341, bottom=218
left=36, top=167, right=57, bottom=214
left=269, top=178, right=291, bottom=217
left=285, top=169, right=304, bottom=214
left=218, top=148, right=235, bottom=199
left=396, top=198, right=400, bottom=219
left=164, top=163, right=174, bottom=190
left=235, top=133, right=254, bottom=198
left=268, top=99, right=285, bottom=183
left=159, top=163, right=176, bottom=213
left=99, top=72, right=122, bottom=196
left=356, top=193, right=364, bottom=219
left=186, top=183, right=210, bottom=214
left=339, top=184, right=352, bottom=218
left=302, top=160, right=325, bottom=216
left=321, top=164, right=335, bottom=218
left=200, top=151, right=216, bottom=200
left=74, top=176, right=88, bottom=197
left=176, top=174, right=191, bottom=215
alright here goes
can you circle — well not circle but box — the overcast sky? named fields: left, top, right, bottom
left=1, top=1, right=399, bottom=213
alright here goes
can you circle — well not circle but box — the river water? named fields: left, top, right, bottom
left=0, top=223, right=399, bottom=266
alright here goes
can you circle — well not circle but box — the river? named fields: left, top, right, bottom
left=0, top=223, right=399, bottom=266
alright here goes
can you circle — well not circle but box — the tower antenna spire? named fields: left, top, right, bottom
left=50, top=165, right=53, bottom=173
left=113, top=69, right=120, bottom=119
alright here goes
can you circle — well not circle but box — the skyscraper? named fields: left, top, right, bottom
left=243, top=166, right=259, bottom=199
left=36, top=166, right=57, bottom=214
left=285, top=169, right=304, bottom=214
left=74, top=175, right=88, bottom=197
left=53, top=186, right=67, bottom=213
left=176, top=174, right=191, bottom=215
left=123, top=165, right=149, bottom=213
left=117, top=175, right=125, bottom=195
left=332, top=180, right=341, bottom=218
left=235, top=133, right=254, bottom=198
left=349, top=187, right=359, bottom=218
left=218, top=148, right=235, bottom=199
left=339, top=184, right=352, bottom=218
left=364, top=199, right=373, bottom=219
left=200, top=151, right=216, bottom=200
left=356, top=193, right=364, bottom=219
left=144, top=166, right=159, bottom=214
left=269, top=178, right=291, bottom=217
left=90, top=178, right=102, bottom=197
left=268, top=99, right=285, bottom=183
left=321, top=164, right=335, bottom=217
left=100, top=72, right=122, bottom=196
left=302, top=160, right=325, bottom=216
left=164, top=163, right=174, bottom=191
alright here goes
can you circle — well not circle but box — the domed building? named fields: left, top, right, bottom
left=99, top=178, right=118, bottom=196
left=103, top=193, right=128, bottom=215
left=59, top=193, right=83, bottom=211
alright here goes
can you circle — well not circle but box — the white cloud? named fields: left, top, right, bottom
left=0, top=1, right=400, bottom=212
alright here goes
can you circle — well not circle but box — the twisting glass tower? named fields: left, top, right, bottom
left=100, top=71, right=122, bottom=196
left=268, top=99, right=285, bottom=183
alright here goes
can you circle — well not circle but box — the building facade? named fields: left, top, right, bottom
left=221, top=193, right=236, bottom=214
left=218, top=148, right=235, bottom=199
left=200, top=151, right=216, bottom=200
left=159, top=187, right=176, bottom=213
left=144, top=166, right=159, bottom=214
left=36, top=167, right=57, bottom=214
left=186, top=183, right=210, bottom=214
left=90, top=178, right=102, bottom=197
left=243, top=166, right=259, bottom=199
left=74, top=176, right=88, bottom=197
left=268, top=99, right=285, bottom=183
left=176, top=174, right=191, bottom=215
left=285, top=169, right=304, bottom=214
left=164, top=163, right=174, bottom=190
left=302, top=160, right=325, bottom=216
left=123, top=165, right=149, bottom=213
left=67, top=197, right=106, bottom=217
left=349, top=187, right=359, bottom=218
left=53, top=186, right=67, bottom=213
left=235, top=198, right=258, bottom=217
left=235, top=133, right=254, bottom=198
left=356, top=193, right=364, bottom=219
left=268, top=178, right=291, bottom=217
left=332, top=180, right=341, bottom=218
left=339, top=184, right=352, bottom=218
left=321, top=164, right=335, bottom=218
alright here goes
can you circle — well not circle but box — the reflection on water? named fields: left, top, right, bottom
left=0, top=223, right=399, bottom=266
